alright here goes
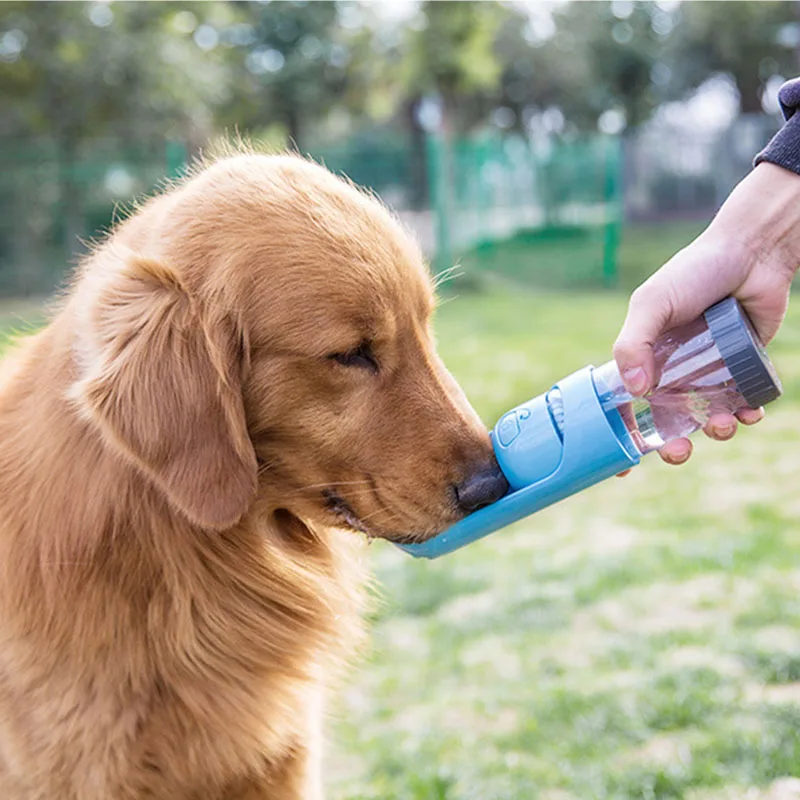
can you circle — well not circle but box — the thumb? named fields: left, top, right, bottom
left=613, top=235, right=741, bottom=396
left=613, top=282, right=675, bottom=396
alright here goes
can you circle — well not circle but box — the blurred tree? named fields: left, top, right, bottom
left=496, top=2, right=671, bottom=136
left=219, top=1, right=351, bottom=147
left=576, top=2, right=668, bottom=127
left=401, top=0, right=511, bottom=134
left=667, top=0, right=800, bottom=114
left=393, top=1, right=517, bottom=207
left=494, top=6, right=589, bottom=135
left=0, top=1, right=231, bottom=143
left=0, top=1, right=232, bottom=247
left=2, top=0, right=798, bottom=171
left=494, top=1, right=800, bottom=134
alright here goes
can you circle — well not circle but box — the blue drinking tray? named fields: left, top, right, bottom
left=397, top=366, right=640, bottom=559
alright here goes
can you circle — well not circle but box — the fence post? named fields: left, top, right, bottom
left=476, top=138, right=492, bottom=248
left=426, top=133, right=452, bottom=271
left=601, top=136, right=623, bottom=287
left=165, top=140, right=188, bottom=180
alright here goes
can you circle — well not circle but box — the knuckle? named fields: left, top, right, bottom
left=612, top=337, right=632, bottom=362
left=630, top=281, right=657, bottom=308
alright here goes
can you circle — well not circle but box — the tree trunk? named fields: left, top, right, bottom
left=737, top=71, right=764, bottom=115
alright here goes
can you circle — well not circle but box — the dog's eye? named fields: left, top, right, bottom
left=327, top=342, right=378, bottom=373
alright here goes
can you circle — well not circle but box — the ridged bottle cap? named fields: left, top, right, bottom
left=704, top=297, right=782, bottom=409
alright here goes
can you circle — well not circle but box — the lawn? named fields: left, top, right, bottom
left=327, top=288, right=800, bottom=799
left=0, top=297, right=48, bottom=334
left=456, top=220, right=708, bottom=292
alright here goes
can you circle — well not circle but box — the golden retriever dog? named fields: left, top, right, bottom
left=0, top=152, right=508, bottom=799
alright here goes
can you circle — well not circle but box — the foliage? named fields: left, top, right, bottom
left=217, top=1, right=350, bottom=145
left=501, top=1, right=669, bottom=132
left=1, top=0, right=797, bottom=149
left=668, top=1, right=800, bottom=114
left=0, top=1, right=231, bottom=144
left=401, top=0, right=510, bottom=132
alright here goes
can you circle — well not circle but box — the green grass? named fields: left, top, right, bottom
left=4, top=222, right=800, bottom=799
left=0, top=297, right=48, bottom=345
left=326, top=284, right=800, bottom=799
left=455, top=220, right=708, bottom=292
left=617, top=220, right=709, bottom=290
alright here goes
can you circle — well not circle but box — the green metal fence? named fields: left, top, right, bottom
left=0, top=139, right=184, bottom=295
left=424, top=134, right=622, bottom=287
left=0, top=133, right=622, bottom=296
left=309, top=136, right=426, bottom=211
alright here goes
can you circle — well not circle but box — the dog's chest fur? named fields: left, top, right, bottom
left=0, top=342, right=365, bottom=798
left=0, top=517, right=364, bottom=799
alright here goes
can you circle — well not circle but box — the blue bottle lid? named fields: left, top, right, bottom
left=704, top=297, right=782, bottom=409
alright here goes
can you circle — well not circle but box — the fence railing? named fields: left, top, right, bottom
left=0, top=131, right=624, bottom=296
left=622, top=114, right=781, bottom=222
left=423, top=133, right=622, bottom=286
left=0, top=139, right=183, bottom=295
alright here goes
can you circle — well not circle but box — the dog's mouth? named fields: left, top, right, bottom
left=321, top=488, right=444, bottom=545
left=323, top=489, right=370, bottom=535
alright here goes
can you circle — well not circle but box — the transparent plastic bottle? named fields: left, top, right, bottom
left=398, top=297, right=784, bottom=560
left=589, top=297, right=782, bottom=455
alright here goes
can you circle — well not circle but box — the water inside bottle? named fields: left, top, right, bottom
left=551, top=300, right=778, bottom=459
left=620, top=381, right=745, bottom=453
left=547, top=380, right=714, bottom=451
left=591, top=353, right=748, bottom=455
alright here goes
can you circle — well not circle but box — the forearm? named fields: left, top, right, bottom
left=707, top=162, right=800, bottom=279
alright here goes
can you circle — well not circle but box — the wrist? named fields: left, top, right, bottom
left=709, top=162, right=800, bottom=280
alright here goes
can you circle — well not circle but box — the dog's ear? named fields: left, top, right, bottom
left=72, top=250, right=257, bottom=530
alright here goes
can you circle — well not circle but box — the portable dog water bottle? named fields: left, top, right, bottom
left=399, top=297, right=782, bottom=559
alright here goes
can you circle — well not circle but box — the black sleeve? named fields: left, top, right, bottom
left=755, top=78, right=800, bottom=175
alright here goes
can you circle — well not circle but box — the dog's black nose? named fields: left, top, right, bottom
left=454, top=462, right=509, bottom=514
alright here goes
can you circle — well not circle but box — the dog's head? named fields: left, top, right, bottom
left=71, top=154, right=507, bottom=542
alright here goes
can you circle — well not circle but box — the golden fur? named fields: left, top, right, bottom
left=0, top=153, right=494, bottom=799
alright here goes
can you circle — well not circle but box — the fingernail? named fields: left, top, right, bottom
left=717, top=424, right=736, bottom=439
left=668, top=450, right=691, bottom=465
left=623, top=367, right=647, bottom=395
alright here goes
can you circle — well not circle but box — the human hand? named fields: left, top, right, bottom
left=614, top=162, right=800, bottom=465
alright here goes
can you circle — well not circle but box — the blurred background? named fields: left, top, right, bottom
left=2, top=0, right=796, bottom=295
left=4, top=2, right=800, bottom=798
